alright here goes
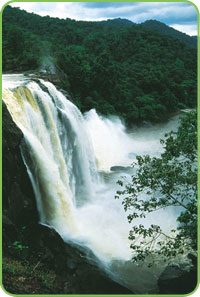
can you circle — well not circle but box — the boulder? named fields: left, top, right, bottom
left=110, top=166, right=133, bottom=173
left=158, top=258, right=197, bottom=294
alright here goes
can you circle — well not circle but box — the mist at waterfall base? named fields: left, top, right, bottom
left=3, top=75, right=185, bottom=293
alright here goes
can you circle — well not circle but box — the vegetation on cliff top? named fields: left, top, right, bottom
left=2, top=5, right=197, bottom=125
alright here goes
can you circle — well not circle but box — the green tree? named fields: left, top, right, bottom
left=56, top=45, right=92, bottom=96
left=115, top=111, right=197, bottom=262
left=7, top=25, right=25, bottom=55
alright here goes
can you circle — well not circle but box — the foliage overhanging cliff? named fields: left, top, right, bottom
left=2, top=5, right=197, bottom=124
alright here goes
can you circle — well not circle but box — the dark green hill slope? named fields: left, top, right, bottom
left=141, top=20, right=197, bottom=49
left=95, top=18, right=197, bottom=49
left=2, top=6, right=197, bottom=124
left=98, top=18, right=135, bottom=27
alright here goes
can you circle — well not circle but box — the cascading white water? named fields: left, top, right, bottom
left=84, top=109, right=134, bottom=171
left=2, top=75, right=188, bottom=293
left=84, top=108, right=182, bottom=170
left=2, top=76, right=131, bottom=259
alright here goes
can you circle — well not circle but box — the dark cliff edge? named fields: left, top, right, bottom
left=2, top=102, right=133, bottom=294
left=2, top=102, right=39, bottom=227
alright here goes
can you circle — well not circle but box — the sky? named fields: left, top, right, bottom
left=6, top=1, right=199, bottom=36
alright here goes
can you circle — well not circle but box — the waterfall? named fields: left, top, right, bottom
left=3, top=78, right=99, bottom=236
left=3, top=75, right=186, bottom=293
left=3, top=76, right=132, bottom=260
left=84, top=109, right=134, bottom=171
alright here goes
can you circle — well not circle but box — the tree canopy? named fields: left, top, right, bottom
left=2, top=5, right=197, bottom=125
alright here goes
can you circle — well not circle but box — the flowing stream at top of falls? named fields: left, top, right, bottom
left=2, top=74, right=189, bottom=293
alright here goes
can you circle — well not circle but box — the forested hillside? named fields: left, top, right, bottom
left=141, top=20, right=197, bottom=49
left=2, top=5, right=197, bottom=124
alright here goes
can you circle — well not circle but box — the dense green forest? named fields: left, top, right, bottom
left=2, top=5, right=197, bottom=125
left=141, top=20, right=197, bottom=49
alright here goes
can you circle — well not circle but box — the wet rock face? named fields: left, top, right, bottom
left=2, top=102, right=39, bottom=226
left=23, top=223, right=68, bottom=273
left=24, top=223, right=134, bottom=294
